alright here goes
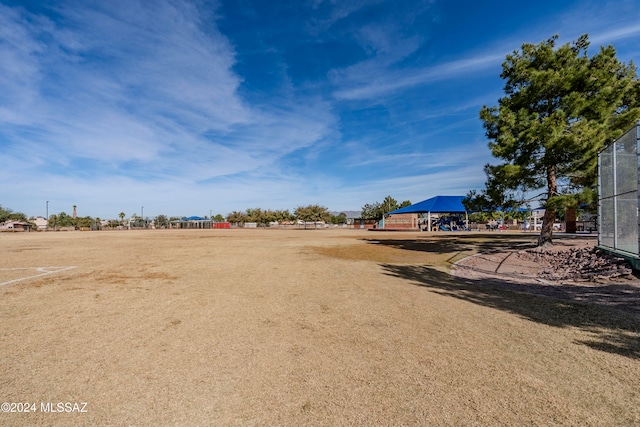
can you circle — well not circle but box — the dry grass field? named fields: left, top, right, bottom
left=1, top=229, right=639, bottom=426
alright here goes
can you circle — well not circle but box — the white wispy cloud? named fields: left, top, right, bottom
left=587, top=22, right=640, bottom=47
left=332, top=47, right=506, bottom=101
left=0, top=1, right=247, bottom=156
left=331, top=2, right=640, bottom=103
left=308, top=0, right=386, bottom=34
left=0, top=5, right=46, bottom=124
left=323, top=162, right=487, bottom=210
left=345, top=143, right=491, bottom=170
left=0, top=0, right=336, bottom=212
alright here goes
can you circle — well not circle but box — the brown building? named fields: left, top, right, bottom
left=384, top=213, right=419, bottom=230
left=348, top=218, right=378, bottom=229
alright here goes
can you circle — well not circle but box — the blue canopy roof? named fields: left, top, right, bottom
left=183, top=216, right=207, bottom=221
left=388, top=196, right=467, bottom=214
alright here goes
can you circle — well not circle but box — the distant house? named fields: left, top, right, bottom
left=33, top=216, right=48, bottom=231
left=0, top=220, right=31, bottom=232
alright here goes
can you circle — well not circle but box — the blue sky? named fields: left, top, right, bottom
left=1, top=0, right=640, bottom=219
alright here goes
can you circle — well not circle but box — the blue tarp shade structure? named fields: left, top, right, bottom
left=183, top=216, right=206, bottom=221
left=387, top=195, right=467, bottom=231
left=387, top=196, right=467, bottom=215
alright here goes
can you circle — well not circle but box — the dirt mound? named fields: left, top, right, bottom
left=454, top=238, right=637, bottom=285
left=452, top=239, right=640, bottom=318
left=517, top=247, right=634, bottom=282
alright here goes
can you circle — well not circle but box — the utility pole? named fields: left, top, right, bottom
left=382, top=194, right=390, bottom=229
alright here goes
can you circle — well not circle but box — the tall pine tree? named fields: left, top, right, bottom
left=480, top=34, right=639, bottom=246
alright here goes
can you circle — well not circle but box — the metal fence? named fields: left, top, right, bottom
left=598, top=121, right=639, bottom=256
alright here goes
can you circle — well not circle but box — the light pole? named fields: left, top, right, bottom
left=141, top=206, right=144, bottom=229
left=46, top=201, right=49, bottom=231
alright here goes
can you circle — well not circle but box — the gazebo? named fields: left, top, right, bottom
left=387, top=196, right=467, bottom=231
left=172, top=216, right=213, bottom=229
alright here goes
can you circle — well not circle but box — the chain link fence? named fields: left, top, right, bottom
left=598, top=121, right=639, bottom=255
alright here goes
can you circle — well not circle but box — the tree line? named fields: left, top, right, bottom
left=1, top=205, right=347, bottom=230
left=0, top=204, right=350, bottom=230
left=226, top=205, right=343, bottom=225
left=360, top=196, right=412, bottom=220
left=3, top=198, right=407, bottom=230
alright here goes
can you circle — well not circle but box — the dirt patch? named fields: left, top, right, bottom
left=310, top=241, right=465, bottom=266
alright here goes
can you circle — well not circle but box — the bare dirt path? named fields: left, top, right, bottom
left=1, top=230, right=639, bottom=426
